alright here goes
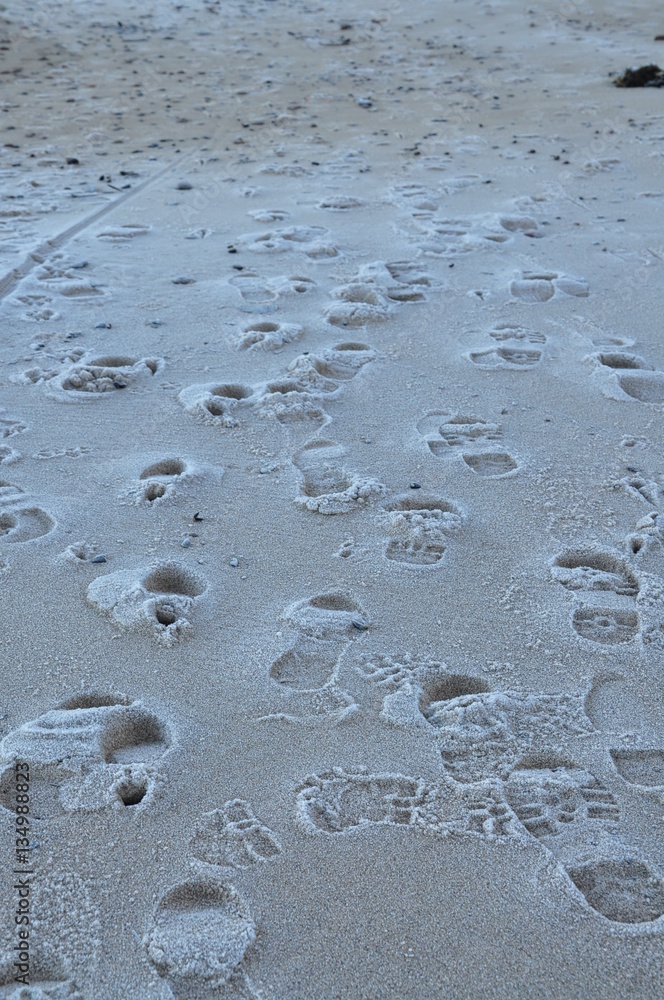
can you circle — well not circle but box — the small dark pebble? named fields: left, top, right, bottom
left=91, top=555, right=107, bottom=564
left=352, top=617, right=369, bottom=631
left=177, top=181, right=193, bottom=190
left=627, top=466, right=638, bottom=473
left=228, top=246, right=238, bottom=254
left=71, top=261, right=89, bottom=269
left=410, top=482, right=421, bottom=489
left=94, top=322, right=112, bottom=329
left=113, top=380, right=128, bottom=389
left=173, top=276, right=195, bottom=284
left=193, top=512, right=204, bottom=521
left=66, top=157, right=80, bottom=165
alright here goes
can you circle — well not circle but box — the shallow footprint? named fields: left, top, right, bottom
left=552, top=549, right=638, bottom=597
left=572, top=607, right=639, bottom=645
left=566, top=859, right=664, bottom=924
left=470, top=346, right=542, bottom=369
left=293, top=440, right=385, bottom=514
left=504, top=764, right=662, bottom=923
left=0, top=506, right=54, bottom=542
left=462, top=452, right=517, bottom=477
left=191, top=800, right=281, bottom=869
left=609, top=749, right=664, bottom=788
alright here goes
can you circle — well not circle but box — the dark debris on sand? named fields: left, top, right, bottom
left=614, top=64, right=664, bottom=87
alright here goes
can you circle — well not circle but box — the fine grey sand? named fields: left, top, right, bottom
left=1, top=0, right=664, bottom=996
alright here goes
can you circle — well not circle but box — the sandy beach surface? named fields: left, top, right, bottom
left=0, top=0, right=664, bottom=996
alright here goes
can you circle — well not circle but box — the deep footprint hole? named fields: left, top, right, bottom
left=117, top=778, right=148, bottom=807
left=142, top=564, right=205, bottom=597
left=144, top=482, right=167, bottom=502
left=140, top=459, right=186, bottom=479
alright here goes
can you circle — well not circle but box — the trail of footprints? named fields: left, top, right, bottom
left=3, top=173, right=664, bottom=998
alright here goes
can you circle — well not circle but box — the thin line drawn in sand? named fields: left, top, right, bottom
left=380, top=494, right=464, bottom=566
left=0, top=692, right=172, bottom=814
left=417, top=410, right=518, bottom=478
left=87, top=561, right=207, bottom=645
left=144, top=879, right=260, bottom=999
left=261, top=591, right=370, bottom=723
left=190, top=800, right=281, bottom=870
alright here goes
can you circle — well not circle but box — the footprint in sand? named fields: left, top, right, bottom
left=295, top=768, right=514, bottom=839
left=324, top=261, right=429, bottom=327
left=229, top=272, right=278, bottom=312
left=191, top=800, right=281, bottom=869
left=470, top=345, right=543, bottom=370
left=15, top=353, right=162, bottom=400
left=505, top=763, right=664, bottom=924
left=262, top=592, right=370, bottom=723
left=417, top=410, right=518, bottom=477
left=593, top=349, right=664, bottom=405
left=144, top=879, right=258, bottom=999
left=358, top=655, right=593, bottom=779
left=489, top=323, right=547, bottom=345
left=233, top=319, right=303, bottom=351
left=95, top=223, right=150, bottom=242
left=179, top=382, right=256, bottom=426
left=551, top=547, right=642, bottom=646
left=293, top=439, right=386, bottom=515
left=126, top=457, right=220, bottom=506
left=135, top=457, right=190, bottom=504
left=387, top=182, right=440, bottom=215
left=239, top=225, right=339, bottom=259
left=0, top=504, right=54, bottom=543
left=380, top=494, right=463, bottom=566
left=0, top=693, right=171, bottom=814
left=317, top=194, right=366, bottom=211
left=87, top=561, right=207, bottom=645
left=609, top=749, right=664, bottom=788
left=509, top=271, right=589, bottom=302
